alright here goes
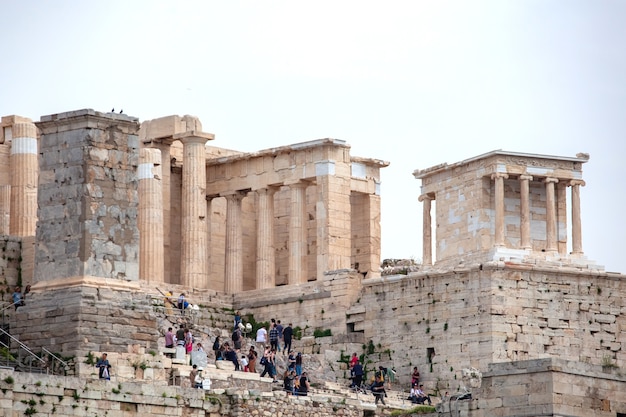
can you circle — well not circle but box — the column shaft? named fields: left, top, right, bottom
left=419, top=194, right=433, bottom=265
left=0, top=185, right=10, bottom=235
left=545, top=177, right=559, bottom=252
left=492, top=173, right=509, bottom=247
left=519, top=175, right=533, bottom=249
left=152, top=141, right=173, bottom=283
left=570, top=180, right=585, bottom=254
left=289, top=182, right=308, bottom=285
left=224, top=192, right=245, bottom=293
left=138, top=148, right=164, bottom=283
left=256, top=188, right=276, bottom=289
left=10, top=121, right=38, bottom=236
left=180, top=136, right=209, bottom=288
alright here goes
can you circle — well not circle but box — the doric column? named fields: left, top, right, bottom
left=224, top=190, right=247, bottom=294
left=544, top=177, right=559, bottom=252
left=149, top=139, right=174, bottom=283
left=519, top=175, right=533, bottom=249
left=255, top=187, right=276, bottom=289
left=138, top=148, right=164, bottom=283
left=492, top=173, right=509, bottom=247
left=289, top=181, right=308, bottom=285
left=570, top=180, right=585, bottom=254
left=10, top=120, right=38, bottom=236
left=418, top=194, right=433, bottom=266
left=0, top=185, right=10, bottom=235
left=176, top=132, right=213, bottom=288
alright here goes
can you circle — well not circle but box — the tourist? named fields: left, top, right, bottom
left=247, top=346, right=257, bottom=373
left=295, top=352, right=303, bottom=376
left=177, top=293, right=186, bottom=312
left=411, top=366, right=420, bottom=386
left=371, top=374, right=386, bottom=405
left=350, top=359, right=364, bottom=388
left=282, top=323, right=293, bottom=353
left=409, top=383, right=419, bottom=403
left=276, top=320, right=284, bottom=352
left=296, top=371, right=310, bottom=396
left=283, top=369, right=296, bottom=394
left=256, top=325, right=267, bottom=347
left=349, top=352, right=359, bottom=369
left=175, top=327, right=185, bottom=346
left=196, top=343, right=204, bottom=352
left=287, top=350, right=296, bottom=372
left=240, top=354, right=249, bottom=371
left=260, top=347, right=272, bottom=378
left=12, top=286, right=23, bottom=310
left=233, top=310, right=241, bottom=331
left=269, top=323, right=279, bottom=351
left=184, top=329, right=194, bottom=356
left=223, top=343, right=239, bottom=370
left=415, top=384, right=432, bottom=405
left=164, top=327, right=175, bottom=349
left=189, top=364, right=199, bottom=388
left=212, top=336, right=221, bottom=359
left=96, top=353, right=111, bottom=380
left=232, top=325, right=242, bottom=351
left=269, top=349, right=278, bottom=382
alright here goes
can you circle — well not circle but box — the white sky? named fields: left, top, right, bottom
left=2, top=1, right=625, bottom=273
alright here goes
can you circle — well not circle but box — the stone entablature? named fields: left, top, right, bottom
left=414, top=150, right=593, bottom=268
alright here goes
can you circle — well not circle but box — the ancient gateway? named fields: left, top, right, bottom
left=0, top=109, right=625, bottom=416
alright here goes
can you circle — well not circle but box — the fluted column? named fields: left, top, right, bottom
left=256, top=187, right=276, bottom=289
left=519, top=175, right=533, bottom=249
left=544, top=177, right=559, bottom=252
left=150, top=139, right=174, bottom=283
left=138, top=148, right=164, bottom=283
left=492, top=173, right=509, bottom=247
left=177, top=132, right=213, bottom=288
left=419, top=194, right=433, bottom=266
left=224, top=191, right=247, bottom=294
left=0, top=185, right=10, bottom=235
left=289, top=181, right=308, bottom=285
left=10, top=121, right=38, bottom=236
left=570, top=180, right=585, bottom=254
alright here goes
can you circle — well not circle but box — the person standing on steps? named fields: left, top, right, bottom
left=282, top=323, right=293, bottom=353
left=96, top=353, right=111, bottom=380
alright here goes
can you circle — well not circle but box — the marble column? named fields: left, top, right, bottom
left=289, top=181, right=308, bottom=285
left=519, top=175, right=533, bottom=250
left=570, top=180, right=585, bottom=254
left=177, top=132, right=213, bottom=288
left=255, top=187, right=276, bottom=289
left=544, top=177, right=559, bottom=252
left=138, top=148, right=164, bottom=283
left=10, top=121, right=38, bottom=236
left=419, top=194, right=433, bottom=266
left=149, top=138, right=175, bottom=284
left=492, top=173, right=509, bottom=247
left=224, top=191, right=247, bottom=294
left=0, top=185, right=10, bottom=235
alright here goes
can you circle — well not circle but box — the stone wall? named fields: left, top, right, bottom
left=346, top=262, right=626, bottom=394
left=0, top=368, right=371, bottom=417
left=0, top=236, right=22, bottom=306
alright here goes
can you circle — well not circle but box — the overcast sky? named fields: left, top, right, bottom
left=2, top=1, right=624, bottom=273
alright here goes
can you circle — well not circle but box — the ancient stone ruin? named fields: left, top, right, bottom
left=0, top=109, right=624, bottom=417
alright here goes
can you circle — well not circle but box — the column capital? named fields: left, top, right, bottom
left=418, top=193, right=434, bottom=202
left=491, top=172, right=509, bottom=180
left=569, top=179, right=586, bottom=187
left=544, top=177, right=559, bottom=184
left=221, top=189, right=250, bottom=200
left=173, top=130, right=215, bottom=145
left=519, top=174, right=533, bottom=181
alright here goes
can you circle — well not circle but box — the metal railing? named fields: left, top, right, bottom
left=0, top=326, right=70, bottom=375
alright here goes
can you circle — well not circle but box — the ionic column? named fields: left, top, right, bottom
left=419, top=194, right=433, bottom=266
left=0, top=185, right=10, bottom=235
left=492, top=173, right=509, bottom=247
left=224, top=191, right=247, bottom=294
left=289, top=181, right=308, bottom=285
left=256, top=187, right=276, bottom=289
left=176, top=132, right=214, bottom=288
left=138, top=148, right=164, bottom=283
left=10, top=121, right=38, bottom=236
left=519, top=175, right=533, bottom=249
left=570, top=180, right=585, bottom=254
left=544, top=177, right=559, bottom=252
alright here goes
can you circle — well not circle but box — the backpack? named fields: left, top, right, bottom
left=260, top=356, right=267, bottom=366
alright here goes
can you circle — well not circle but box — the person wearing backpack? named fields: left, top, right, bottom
left=232, top=327, right=242, bottom=350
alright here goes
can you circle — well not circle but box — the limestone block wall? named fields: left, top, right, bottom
left=35, top=110, right=140, bottom=283
left=0, top=368, right=368, bottom=417
left=0, top=236, right=22, bottom=303
left=346, top=263, right=626, bottom=393
left=10, top=286, right=159, bottom=354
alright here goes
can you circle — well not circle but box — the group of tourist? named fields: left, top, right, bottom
left=407, top=366, right=431, bottom=405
